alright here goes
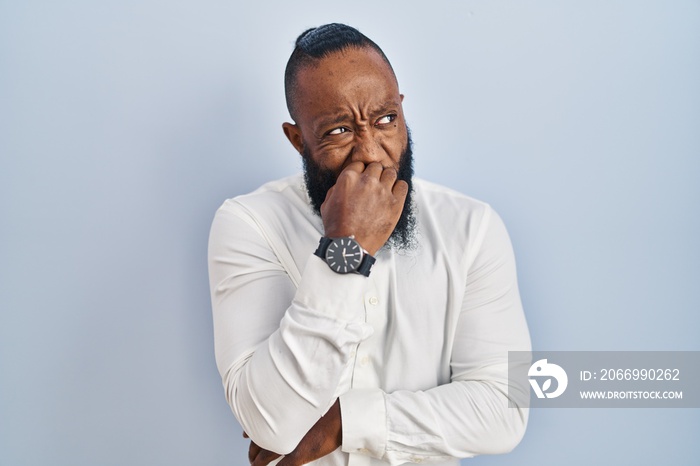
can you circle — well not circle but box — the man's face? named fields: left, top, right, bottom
left=284, top=47, right=416, bottom=249
left=287, top=47, right=408, bottom=174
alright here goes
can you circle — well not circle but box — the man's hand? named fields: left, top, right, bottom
left=321, top=161, right=408, bottom=256
left=246, top=433, right=280, bottom=466
left=247, top=399, right=343, bottom=466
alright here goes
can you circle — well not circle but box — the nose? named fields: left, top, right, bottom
left=351, top=131, right=385, bottom=165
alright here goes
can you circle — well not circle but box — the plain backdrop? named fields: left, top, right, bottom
left=1, top=1, right=698, bottom=465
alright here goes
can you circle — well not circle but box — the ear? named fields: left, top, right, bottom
left=400, top=93, right=404, bottom=102
left=282, top=122, right=305, bottom=155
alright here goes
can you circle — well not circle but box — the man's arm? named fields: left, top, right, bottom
left=242, top=207, right=531, bottom=466
left=209, top=205, right=368, bottom=455
left=338, top=208, right=531, bottom=464
left=209, top=163, right=407, bottom=457
left=247, top=400, right=342, bottom=466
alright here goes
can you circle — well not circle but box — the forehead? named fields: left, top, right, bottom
left=294, top=47, right=400, bottom=121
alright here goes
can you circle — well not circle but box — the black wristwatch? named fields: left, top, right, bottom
left=314, top=236, right=376, bottom=277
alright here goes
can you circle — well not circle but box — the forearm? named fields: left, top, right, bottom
left=340, top=376, right=527, bottom=465
left=218, top=257, right=371, bottom=454
left=387, top=380, right=526, bottom=461
left=340, top=207, right=531, bottom=464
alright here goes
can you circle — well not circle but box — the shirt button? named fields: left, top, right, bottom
left=360, top=355, right=370, bottom=366
left=369, top=296, right=379, bottom=306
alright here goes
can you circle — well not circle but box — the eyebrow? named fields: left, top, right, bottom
left=316, top=113, right=351, bottom=131
left=374, top=100, right=401, bottom=115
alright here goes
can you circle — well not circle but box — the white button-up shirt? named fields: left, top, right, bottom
left=208, top=174, right=531, bottom=466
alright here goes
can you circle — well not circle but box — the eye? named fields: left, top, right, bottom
left=375, top=114, right=397, bottom=126
left=327, top=127, right=348, bottom=135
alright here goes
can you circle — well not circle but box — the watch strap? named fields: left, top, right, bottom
left=356, top=253, right=376, bottom=277
left=314, top=236, right=333, bottom=259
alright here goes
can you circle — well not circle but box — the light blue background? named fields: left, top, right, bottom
left=1, top=1, right=698, bottom=465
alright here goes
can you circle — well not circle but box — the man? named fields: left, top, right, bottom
left=208, top=23, right=531, bottom=466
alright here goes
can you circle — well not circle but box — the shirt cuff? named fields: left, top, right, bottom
left=340, top=388, right=387, bottom=459
left=293, top=254, right=368, bottom=322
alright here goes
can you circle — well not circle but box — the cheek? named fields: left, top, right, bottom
left=303, top=133, right=350, bottom=173
left=381, top=133, right=407, bottom=165
left=312, top=146, right=352, bottom=174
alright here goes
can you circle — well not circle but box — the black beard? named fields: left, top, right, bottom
left=302, top=128, right=416, bottom=251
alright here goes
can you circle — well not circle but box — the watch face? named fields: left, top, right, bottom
left=325, top=237, right=363, bottom=274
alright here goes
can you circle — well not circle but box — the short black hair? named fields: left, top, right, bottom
left=284, top=23, right=396, bottom=121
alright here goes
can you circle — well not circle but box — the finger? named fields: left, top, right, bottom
left=251, top=449, right=281, bottom=466
left=362, top=161, right=383, bottom=179
left=243, top=432, right=249, bottom=438
left=335, top=162, right=364, bottom=186
left=392, top=179, right=409, bottom=201
left=342, top=161, right=366, bottom=174
left=248, top=441, right=261, bottom=464
left=379, top=166, right=398, bottom=186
